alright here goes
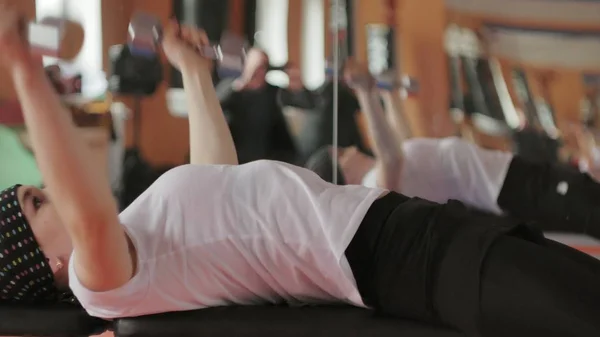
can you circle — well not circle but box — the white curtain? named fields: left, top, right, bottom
left=255, top=0, right=289, bottom=87
left=302, top=0, right=325, bottom=90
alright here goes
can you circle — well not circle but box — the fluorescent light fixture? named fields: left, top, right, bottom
left=484, top=26, right=600, bottom=70
left=446, top=0, right=600, bottom=25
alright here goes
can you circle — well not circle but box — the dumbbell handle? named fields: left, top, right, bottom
left=375, top=75, right=419, bottom=93
left=28, top=21, right=62, bottom=57
left=27, top=18, right=84, bottom=60
left=128, top=24, right=245, bottom=69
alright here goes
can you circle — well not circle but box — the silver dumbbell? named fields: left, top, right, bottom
left=128, top=12, right=248, bottom=78
left=28, top=18, right=84, bottom=60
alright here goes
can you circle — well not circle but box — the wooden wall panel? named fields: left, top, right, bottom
left=229, top=0, right=246, bottom=35
left=287, top=0, right=303, bottom=67
left=0, top=0, right=37, bottom=100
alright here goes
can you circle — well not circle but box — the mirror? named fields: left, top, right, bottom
left=1, top=0, right=600, bottom=245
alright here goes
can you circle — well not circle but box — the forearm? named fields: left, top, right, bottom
left=183, top=65, right=238, bottom=165
left=355, top=89, right=403, bottom=189
left=11, top=62, right=118, bottom=229
left=381, top=91, right=411, bottom=142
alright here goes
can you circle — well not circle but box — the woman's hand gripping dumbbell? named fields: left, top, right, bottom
left=128, top=12, right=247, bottom=78
left=0, top=3, right=83, bottom=68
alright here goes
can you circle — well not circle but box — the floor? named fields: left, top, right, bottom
left=545, top=232, right=600, bottom=259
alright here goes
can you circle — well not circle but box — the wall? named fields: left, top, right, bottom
left=0, top=0, right=36, bottom=100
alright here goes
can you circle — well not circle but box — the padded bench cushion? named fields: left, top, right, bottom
left=0, top=303, right=108, bottom=337
left=114, top=306, right=464, bottom=337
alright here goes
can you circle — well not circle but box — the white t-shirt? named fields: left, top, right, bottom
left=69, top=161, right=385, bottom=319
left=362, top=137, right=512, bottom=214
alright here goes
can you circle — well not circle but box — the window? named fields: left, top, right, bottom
left=301, top=0, right=325, bottom=90
left=255, top=0, right=289, bottom=87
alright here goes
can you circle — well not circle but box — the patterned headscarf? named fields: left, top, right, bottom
left=0, top=185, right=58, bottom=303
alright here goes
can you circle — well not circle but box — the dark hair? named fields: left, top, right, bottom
left=304, top=146, right=346, bottom=185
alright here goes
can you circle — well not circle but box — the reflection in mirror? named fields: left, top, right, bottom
left=5, top=0, right=600, bottom=336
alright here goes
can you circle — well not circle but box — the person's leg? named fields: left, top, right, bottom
left=497, top=155, right=600, bottom=238
left=543, top=237, right=600, bottom=277
left=480, top=235, right=600, bottom=337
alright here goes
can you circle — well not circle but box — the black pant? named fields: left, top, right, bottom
left=497, top=156, right=600, bottom=238
left=347, top=192, right=600, bottom=337
left=480, top=236, right=600, bottom=337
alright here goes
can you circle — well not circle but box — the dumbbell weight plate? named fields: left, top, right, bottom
left=28, top=18, right=84, bottom=60
left=128, top=12, right=247, bottom=78
left=215, top=32, right=247, bottom=79
left=375, top=72, right=420, bottom=95
left=128, top=13, right=163, bottom=57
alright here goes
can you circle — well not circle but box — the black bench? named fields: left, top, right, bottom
left=0, top=304, right=464, bottom=337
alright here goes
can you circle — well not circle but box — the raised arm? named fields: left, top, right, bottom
left=162, top=22, right=238, bottom=165
left=344, top=63, right=403, bottom=190
left=0, top=8, right=132, bottom=291
left=379, top=89, right=412, bottom=142
left=215, top=77, right=237, bottom=114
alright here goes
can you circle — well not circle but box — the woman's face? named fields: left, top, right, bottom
left=17, top=186, right=73, bottom=275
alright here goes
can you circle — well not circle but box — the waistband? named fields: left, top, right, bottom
left=345, top=192, right=410, bottom=307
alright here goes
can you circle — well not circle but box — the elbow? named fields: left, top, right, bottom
left=380, top=159, right=403, bottom=191
left=381, top=153, right=402, bottom=174
left=62, top=200, right=120, bottom=239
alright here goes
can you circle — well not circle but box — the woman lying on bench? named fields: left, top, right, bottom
left=0, top=8, right=599, bottom=337
left=306, top=62, right=600, bottom=239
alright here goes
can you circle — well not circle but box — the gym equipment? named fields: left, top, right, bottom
left=365, top=24, right=419, bottom=95
left=328, top=0, right=351, bottom=185
left=508, top=69, right=561, bottom=163
left=108, top=44, right=164, bottom=96
left=127, top=12, right=248, bottom=79
left=0, top=302, right=107, bottom=336
left=444, top=24, right=477, bottom=142
left=534, top=71, right=560, bottom=138
left=27, top=18, right=84, bottom=60
left=511, top=68, right=562, bottom=163
left=459, top=28, right=513, bottom=137
left=324, top=0, right=351, bottom=77
left=444, top=24, right=466, bottom=124
left=575, top=74, right=600, bottom=172
left=0, top=303, right=464, bottom=337
left=582, top=74, right=600, bottom=129
left=365, top=0, right=419, bottom=95
left=511, top=68, right=542, bottom=130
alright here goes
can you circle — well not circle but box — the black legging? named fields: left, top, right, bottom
left=480, top=237, right=600, bottom=337
left=347, top=192, right=600, bottom=337
left=498, top=156, right=600, bottom=238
